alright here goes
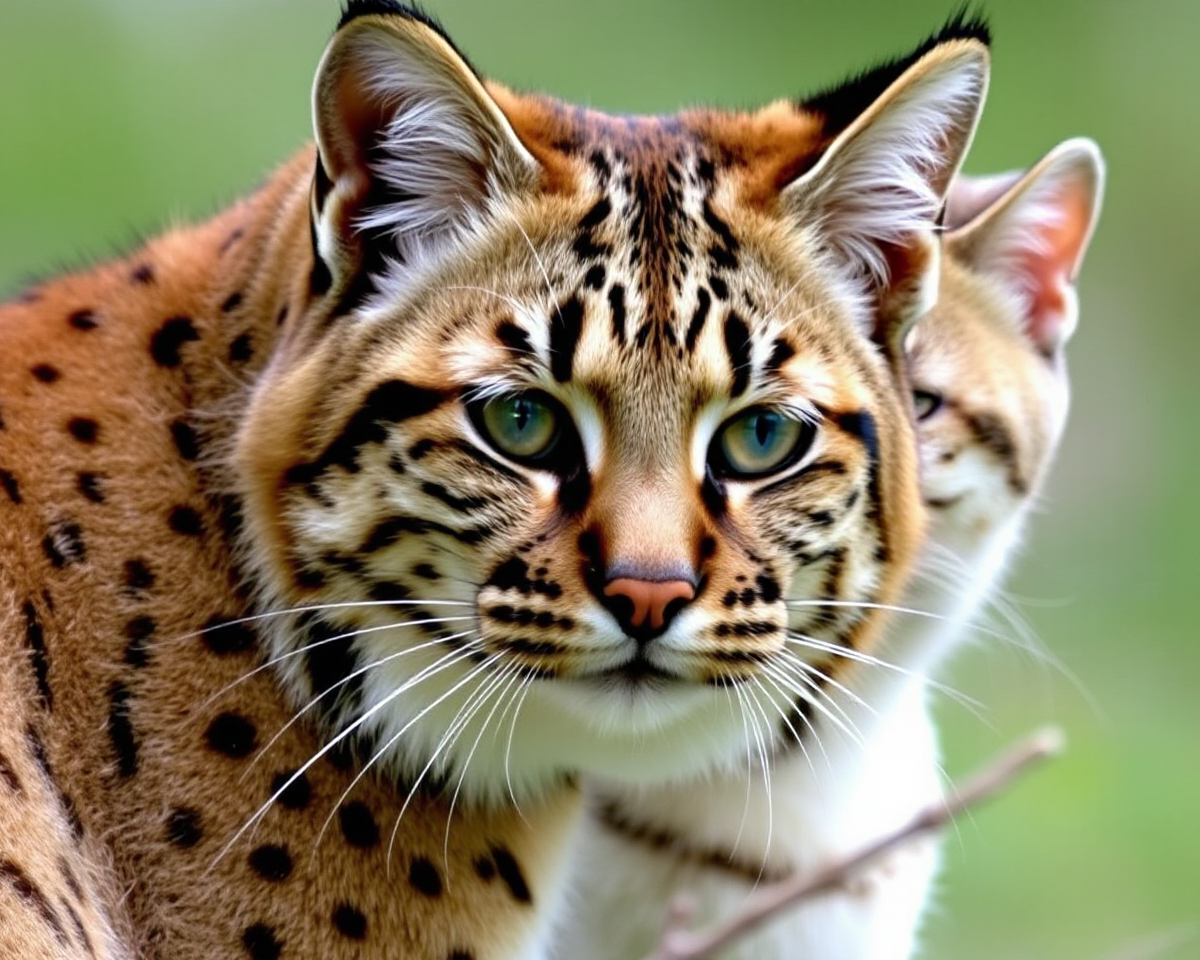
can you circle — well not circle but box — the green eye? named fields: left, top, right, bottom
left=912, top=389, right=943, bottom=421
left=713, top=408, right=812, bottom=478
left=476, top=393, right=562, bottom=461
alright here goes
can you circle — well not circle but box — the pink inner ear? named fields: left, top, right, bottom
left=1013, top=177, right=1094, bottom=353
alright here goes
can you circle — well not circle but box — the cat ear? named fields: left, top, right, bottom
left=945, top=170, right=1023, bottom=229
left=782, top=33, right=989, bottom=351
left=310, top=4, right=540, bottom=302
left=947, top=137, right=1105, bottom=354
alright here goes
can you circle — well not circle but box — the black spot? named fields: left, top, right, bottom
left=339, top=801, right=380, bottom=848
left=276, top=305, right=290, bottom=325
left=76, top=472, right=105, bottom=504
left=709, top=274, right=729, bottom=301
left=608, top=284, right=626, bottom=343
left=685, top=288, right=712, bottom=353
left=42, top=521, right=86, bottom=568
left=548, top=295, right=584, bottom=382
left=221, top=291, right=244, bottom=313
left=123, top=559, right=156, bottom=594
left=123, top=616, right=156, bottom=668
left=168, top=505, right=204, bottom=537
left=497, top=320, right=531, bottom=360
left=206, top=713, right=257, bottom=759
left=409, top=438, right=435, bottom=460
left=490, top=845, right=532, bottom=904
left=242, top=923, right=283, bottom=960
left=67, top=418, right=99, bottom=444
left=170, top=419, right=201, bottom=461
left=332, top=903, right=367, bottom=940
left=107, top=682, right=138, bottom=777
left=131, top=263, right=156, bottom=285
left=447, top=952, right=475, bottom=960
left=249, top=844, right=293, bottom=882
left=409, top=857, right=443, bottom=897
left=578, top=196, right=612, bottom=230
left=412, top=562, right=440, bottom=581
left=150, top=316, right=200, bottom=368
left=583, top=264, right=606, bottom=290
left=31, top=364, right=60, bottom=383
left=228, top=333, right=254, bottom=365
left=368, top=580, right=411, bottom=603
left=0, top=468, right=20, bottom=504
left=766, top=338, right=795, bottom=373
left=755, top=573, right=781, bottom=603
left=723, top=311, right=753, bottom=398
left=22, top=602, right=52, bottom=708
left=0, top=860, right=67, bottom=945
left=68, top=309, right=99, bottom=330
left=271, top=770, right=312, bottom=810
left=300, top=613, right=361, bottom=713
left=201, top=615, right=256, bottom=656
left=474, top=855, right=495, bottom=880
left=166, top=807, right=203, bottom=847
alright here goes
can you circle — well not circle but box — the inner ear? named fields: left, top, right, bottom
left=310, top=11, right=540, bottom=306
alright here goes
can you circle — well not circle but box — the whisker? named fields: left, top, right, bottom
left=502, top=671, right=537, bottom=821
left=763, top=657, right=865, bottom=749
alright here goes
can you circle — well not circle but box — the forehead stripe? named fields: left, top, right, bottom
left=549, top=295, right=584, bottom=382
left=722, top=311, right=752, bottom=398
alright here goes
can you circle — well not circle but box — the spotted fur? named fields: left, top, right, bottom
left=559, top=139, right=1105, bottom=960
left=0, top=3, right=990, bottom=957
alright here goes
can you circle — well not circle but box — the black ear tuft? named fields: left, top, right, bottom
left=336, top=1, right=481, bottom=76
left=800, top=8, right=991, bottom=136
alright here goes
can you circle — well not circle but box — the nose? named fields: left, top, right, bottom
left=602, top=578, right=696, bottom=641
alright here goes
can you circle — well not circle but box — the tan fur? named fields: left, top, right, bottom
left=0, top=8, right=990, bottom=957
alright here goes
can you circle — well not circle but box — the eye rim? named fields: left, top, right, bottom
left=466, top=390, right=579, bottom=470
left=912, top=388, right=943, bottom=422
left=708, top=406, right=817, bottom=480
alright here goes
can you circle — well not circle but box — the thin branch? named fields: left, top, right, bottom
left=642, top=726, right=1066, bottom=960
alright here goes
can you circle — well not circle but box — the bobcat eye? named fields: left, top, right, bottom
left=711, top=408, right=814, bottom=479
left=472, top=392, right=564, bottom=463
left=912, top=389, right=943, bottom=421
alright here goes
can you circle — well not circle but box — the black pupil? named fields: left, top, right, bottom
left=513, top=399, right=534, bottom=432
left=754, top=414, right=775, bottom=449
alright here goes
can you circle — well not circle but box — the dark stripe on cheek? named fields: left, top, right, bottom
left=766, top=338, right=795, bottom=373
left=722, top=311, right=752, bottom=398
left=608, top=285, right=626, bottom=344
left=963, top=410, right=1027, bottom=495
left=549, top=296, right=584, bottom=382
left=833, top=410, right=879, bottom=469
left=685, top=288, right=711, bottom=353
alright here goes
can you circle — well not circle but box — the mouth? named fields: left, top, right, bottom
left=588, top=653, right=681, bottom=688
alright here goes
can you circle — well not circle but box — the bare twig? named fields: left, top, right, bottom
left=641, top=726, right=1066, bottom=960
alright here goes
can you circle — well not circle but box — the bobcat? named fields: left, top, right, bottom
left=0, top=3, right=991, bottom=957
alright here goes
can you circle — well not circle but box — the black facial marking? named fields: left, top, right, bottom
left=578, top=196, right=612, bottom=231
left=242, top=923, right=283, bottom=960
left=332, top=903, right=367, bottom=940
left=339, top=801, right=380, bottom=848
left=766, top=338, right=795, bottom=373
left=22, top=602, right=52, bottom=709
left=497, top=320, right=531, bottom=361
left=549, top=295, right=584, bottom=382
left=289, top=380, right=448, bottom=483
left=490, top=845, right=532, bottom=905
left=123, top=616, right=156, bottom=668
left=169, top=419, right=201, bottom=461
left=422, top=481, right=489, bottom=513
left=149, top=316, right=200, bottom=368
left=0, top=468, right=20, bottom=504
left=701, top=467, right=727, bottom=518
left=67, top=418, right=99, bottom=444
left=608, top=284, right=627, bottom=343
left=221, top=291, right=244, bottom=314
left=299, top=612, right=362, bottom=716
left=166, top=808, right=203, bottom=848
left=76, top=472, right=105, bottom=504
left=0, top=860, right=68, bottom=946
left=249, top=844, right=293, bottom=882
left=107, top=681, right=138, bottom=777
left=409, top=857, right=443, bottom=897
left=963, top=410, right=1027, bottom=494
left=0, top=754, right=20, bottom=793
left=42, top=521, right=86, bottom=568
left=584, top=264, right=606, bottom=290
left=205, top=712, right=257, bottom=759
left=722, top=310, right=754, bottom=399
left=31, top=363, right=60, bottom=383
left=685, top=288, right=712, bottom=353
left=271, top=770, right=312, bottom=810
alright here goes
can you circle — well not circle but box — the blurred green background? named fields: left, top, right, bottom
left=2, top=1, right=1196, bottom=957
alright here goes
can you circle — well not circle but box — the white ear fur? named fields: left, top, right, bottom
left=311, top=14, right=538, bottom=291
left=947, top=137, right=1105, bottom=352
left=783, top=41, right=989, bottom=322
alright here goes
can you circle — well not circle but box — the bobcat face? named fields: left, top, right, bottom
left=234, top=7, right=989, bottom=802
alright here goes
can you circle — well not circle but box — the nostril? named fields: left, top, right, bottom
left=603, top=578, right=696, bottom=634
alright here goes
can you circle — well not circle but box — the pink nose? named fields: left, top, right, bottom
left=603, top=578, right=696, bottom=631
